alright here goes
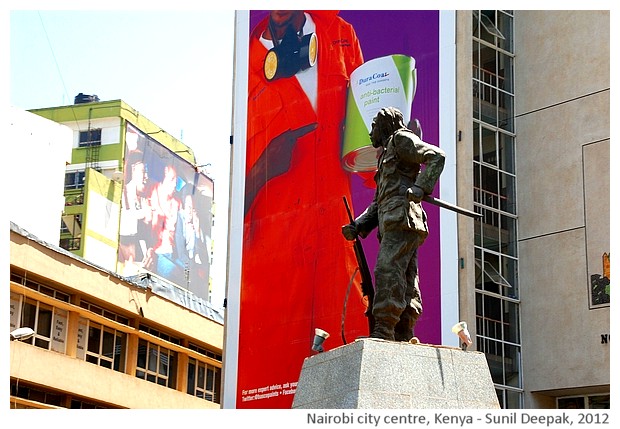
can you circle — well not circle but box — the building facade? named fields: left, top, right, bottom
left=8, top=107, right=73, bottom=245
left=456, top=10, right=610, bottom=409
left=10, top=223, right=223, bottom=408
left=9, top=98, right=223, bottom=408
left=29, top=97, right=216, bottom=304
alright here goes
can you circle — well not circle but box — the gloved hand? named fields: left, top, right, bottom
left=406, top=185, right=425, bottom=203
left=244, top=123, right=317, bottom=215
left=341, top=223, right=358, bottom=241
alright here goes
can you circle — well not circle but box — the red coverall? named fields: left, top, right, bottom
left=238, top=11, right=367, bottom=408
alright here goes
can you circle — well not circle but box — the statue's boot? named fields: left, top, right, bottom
left=369, top=318, right=396, bottom=341
left=394, top=318, right=414, bottom=342
left=393, top=305, right=421, bottom=342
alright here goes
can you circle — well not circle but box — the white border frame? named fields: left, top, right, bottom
left=222, top=10, right=249, bottom=410
left=438, top=10, right=460, bottom=347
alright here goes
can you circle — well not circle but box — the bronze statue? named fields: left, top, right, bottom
left=342, top=107, right=445, bottom=341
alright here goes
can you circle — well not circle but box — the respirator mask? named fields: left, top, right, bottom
left=263, top=19, right=318, bottom=82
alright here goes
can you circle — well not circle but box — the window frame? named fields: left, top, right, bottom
left=78, top=128, right=102, bottom=147
left=557, top=394, right=610, bottom=409
left=64, top=171, right=86, bottom=190
left=135, top=338, right=177, bottom=388
left=14, top=296, right=69, bottom=352
left=187, top=357, right=220, bottom=403
left=81, top=318, right=127, bottom=372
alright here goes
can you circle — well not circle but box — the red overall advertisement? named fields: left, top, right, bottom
left=225, top=10, right=456, bottom=409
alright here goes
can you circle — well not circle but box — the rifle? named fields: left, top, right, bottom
left=343, top=196, right=375, bottom=338
left=422, top=195, right=482, bottom=219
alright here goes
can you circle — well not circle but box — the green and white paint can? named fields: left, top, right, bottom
left=341, top=54, right=417, bottom=172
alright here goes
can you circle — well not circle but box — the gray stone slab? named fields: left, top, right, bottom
left=292, top=338, right=500, bottom=409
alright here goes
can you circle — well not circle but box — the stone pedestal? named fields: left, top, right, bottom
left=292, top=338, right=500, bottom=409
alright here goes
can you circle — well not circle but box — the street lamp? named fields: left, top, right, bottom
left=10, top=327, right=35, bottom=341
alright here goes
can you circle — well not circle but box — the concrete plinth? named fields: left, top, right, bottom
left=292, top=338, right=500, bottom=409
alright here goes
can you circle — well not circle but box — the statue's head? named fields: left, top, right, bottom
left=369, top=107, right=406, bottom=148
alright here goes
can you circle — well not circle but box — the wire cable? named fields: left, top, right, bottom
left=37, top=11, right=80, bottom=128
left=341, top=267, right=358, bottom=346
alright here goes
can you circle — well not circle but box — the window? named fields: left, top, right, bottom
left=65, top=171, right=86, bottom=190
left=558, top=394, right=610, bottom=409
left=13, top=295, right=68, bottom=353
left=10, top=273, right=70, bottom=302
left=78, top=128, right=102, bottom=147
left=473, top=10, right=522, bottom=408
left=80, top=300, right=130, bottom=326
left=75, top=304, right=128, bottom=372
left=20, top=299, right=59, bottom=350
left=10, top=381, right=63, bottom=408
left=187, top=358, right=220, bottom=403
left=60, top=213, right=82, bottom=234
left=10, top=277, right=70, bottom=353
left=187, top=343, right=222, bottom=402
left=10, top=380, right=115, bottom=409
left=59, top=237, right=81, bottom=251
left=472, top=12, right=515, bottom=132
left=136, top=339, right=177, bottom=388
left=70, top=399, right=107, bottom=409
left=80, top=319, right=127, bottom=372
left=188, top=342, right=223, bottom=363
left=60, top=213, right=82, bottom=251
left=139, top=324, right=181, bottom=345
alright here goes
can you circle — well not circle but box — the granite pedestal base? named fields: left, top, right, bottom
left=292, top=338, right=500, bottom=409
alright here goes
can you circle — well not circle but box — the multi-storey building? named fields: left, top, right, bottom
left=9, top=97, right=224, bottom=408
left=29, top=97, right=216, bottom=304
left=455, top=10, right=609, bottom=408
left=10, top=222, right=223, bottom=408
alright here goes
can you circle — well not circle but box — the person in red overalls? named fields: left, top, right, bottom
left=239, top=10, right=367, bottom=408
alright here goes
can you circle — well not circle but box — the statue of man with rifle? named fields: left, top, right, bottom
left=341, top=106, right=446, bottom=342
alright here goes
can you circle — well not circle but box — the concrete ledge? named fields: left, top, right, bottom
left=10, top=341, right=218, bottom=409
left=292, top=338, right=500, bottom=409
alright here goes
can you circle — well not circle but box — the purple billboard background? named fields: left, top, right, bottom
left=340, top=10, right=442, bottom=344
left=248, top=9, right=443, bottom=344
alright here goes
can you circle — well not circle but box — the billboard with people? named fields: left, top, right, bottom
left=117, top=123, right=213, bottom=301
left=224, top=10, right=457, bottom=409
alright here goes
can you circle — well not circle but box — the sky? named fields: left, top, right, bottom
left=8, top=8, right=237, bottom=309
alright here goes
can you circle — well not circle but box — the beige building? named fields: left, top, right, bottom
left=455, top=10, right=609, bottom=408
left=10, top=222, right=224, bottom=408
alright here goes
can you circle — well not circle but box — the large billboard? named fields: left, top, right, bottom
left=117, top=123, right=214, bottom=301
left=225, top=10, right=457, bottom=409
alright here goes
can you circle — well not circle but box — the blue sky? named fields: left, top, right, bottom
left=8, top=9, right=236, bottom=308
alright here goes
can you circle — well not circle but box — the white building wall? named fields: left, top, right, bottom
left=9, top=107, right=73, bottom=244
